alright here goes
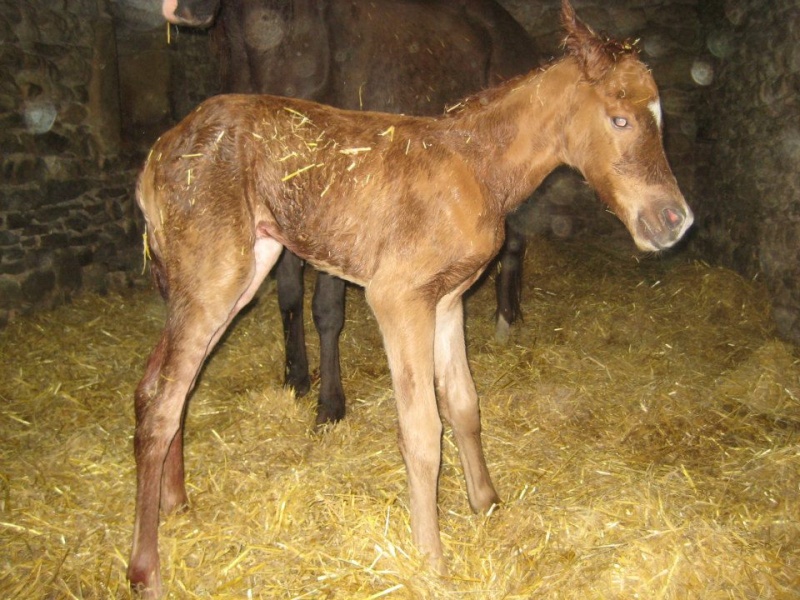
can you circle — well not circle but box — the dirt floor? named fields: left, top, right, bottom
left=1, top=234, right=798, bottom=598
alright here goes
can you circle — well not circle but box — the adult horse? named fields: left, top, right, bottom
left=163, top=0, right=541, bottom=424
left=127, top=1, right=693, bottom=595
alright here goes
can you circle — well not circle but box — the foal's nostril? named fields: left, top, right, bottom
left=662, top=207, right=684, bottom=231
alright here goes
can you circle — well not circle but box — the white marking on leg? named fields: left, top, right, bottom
left=495, top=315, right=510, bottom=344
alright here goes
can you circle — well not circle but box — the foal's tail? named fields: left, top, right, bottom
left=136, top=166, right=170, bottom=301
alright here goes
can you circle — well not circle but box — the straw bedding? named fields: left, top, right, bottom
left=1, top=233, right=798, bottom=598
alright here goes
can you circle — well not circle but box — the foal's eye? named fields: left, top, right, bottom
left=612, top=116, right=629, bottom=129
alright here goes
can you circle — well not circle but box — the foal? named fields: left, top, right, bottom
left=127, top=1, right=693, bottom=595
left=163, top=0, right=541, bottom=425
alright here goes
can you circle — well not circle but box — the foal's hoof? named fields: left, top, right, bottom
left=128, top=564, right=162, bottom=599
left=430, top=554, right=450, bottom=577
left=470, top=487, right=502, bottom=515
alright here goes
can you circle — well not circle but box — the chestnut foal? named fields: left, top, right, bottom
left=163, top=0, right=541, bottom=426
left=127, top=1, right=693, bottom=595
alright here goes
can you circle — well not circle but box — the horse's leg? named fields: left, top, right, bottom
left=276, top=249, right=311, bottom=397
left=312, top=271, right=347, bottom=425
left=494, top=222, right=526, bottom=343
left=366, top=285, right=444, bottom=571
left=159, top=407, right=187, bottom=514
left=128, top=237, right=282, bottom=599
left=435, top=289, right=500, bottom=513
left=128, top=314, right=216, bottom=598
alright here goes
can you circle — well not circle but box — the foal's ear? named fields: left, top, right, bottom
left=560, top=0, right=615, bottom=82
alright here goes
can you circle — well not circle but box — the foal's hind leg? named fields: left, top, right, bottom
left=159, top=237, right=282, bottom=515
left=434, top=289, right=500, bottom=513
left=128, top=237, right=282, bottom=598
left=159, top=406, right=188, bottom=514
left=128, top=312, right=221, bottom=597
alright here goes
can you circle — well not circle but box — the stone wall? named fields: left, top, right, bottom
left=1, top=0, right=799, bottom=345
left=695, top=0, right=800, bottom=344
left=0, top=0, right=217, bottom=327
left=0, top=0, right=137, bottom=326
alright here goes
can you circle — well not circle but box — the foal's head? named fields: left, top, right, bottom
left=559, top=0, right=693, bottom=251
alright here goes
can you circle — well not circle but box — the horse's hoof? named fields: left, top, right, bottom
left=494, top=315, right=511, bottom=344
left=285, top=376, right=311, bottom=398
left=315, top=403, right=345, bottom=427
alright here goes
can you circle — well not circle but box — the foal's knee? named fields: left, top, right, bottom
left=446, top=403, right=482, bottom=436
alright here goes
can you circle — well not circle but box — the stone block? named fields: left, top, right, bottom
left=0, top=259, right=27, bottom=275
left=20, top=268, right=55, bottom=303
left=65, top=210, right=91, bottom=232
left=30, top=130, right=71, bottom=154
left=1, top=247, right=23, bottom=262
left=2, top=154, right=46, bottom=184
left=81, top=263, right=108, bottom=295
left=44, top=178, right=92, bottom=203
left=55, top=250, right=82, bottom=289
left=0, top=110, right=24, bottom=132
left=0, top=276, right=22, bottom=309
left=40, top=232, right=70, bottom=248
left=0, top=229, right=20, bottom=246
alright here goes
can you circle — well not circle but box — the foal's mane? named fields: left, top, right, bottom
left=441, top=71, right=535, bottom=119
left=442, top=0, right=642, bottom=119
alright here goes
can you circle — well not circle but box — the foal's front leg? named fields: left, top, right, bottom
left=366, top=286, right=445, bottom=570
left=434, top=291, right=500, bottom=513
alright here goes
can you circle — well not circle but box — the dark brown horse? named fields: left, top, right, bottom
left=127, top=1, right=693, bottom=595
left=163, top=0, right=541, bottom=425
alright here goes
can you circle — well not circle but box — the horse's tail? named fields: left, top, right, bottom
left=136, top=165, right=170, bottom=301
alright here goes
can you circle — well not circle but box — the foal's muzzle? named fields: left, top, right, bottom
left=635, top=202, right=694, bottom=251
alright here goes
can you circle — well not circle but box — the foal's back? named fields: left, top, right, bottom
left=145, top=93, right=501, bottom=288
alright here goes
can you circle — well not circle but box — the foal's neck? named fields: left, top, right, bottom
left=448, top=57, right=583, bottom=215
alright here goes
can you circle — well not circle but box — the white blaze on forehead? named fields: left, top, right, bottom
left=648, top=99, right=663, bottom=129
